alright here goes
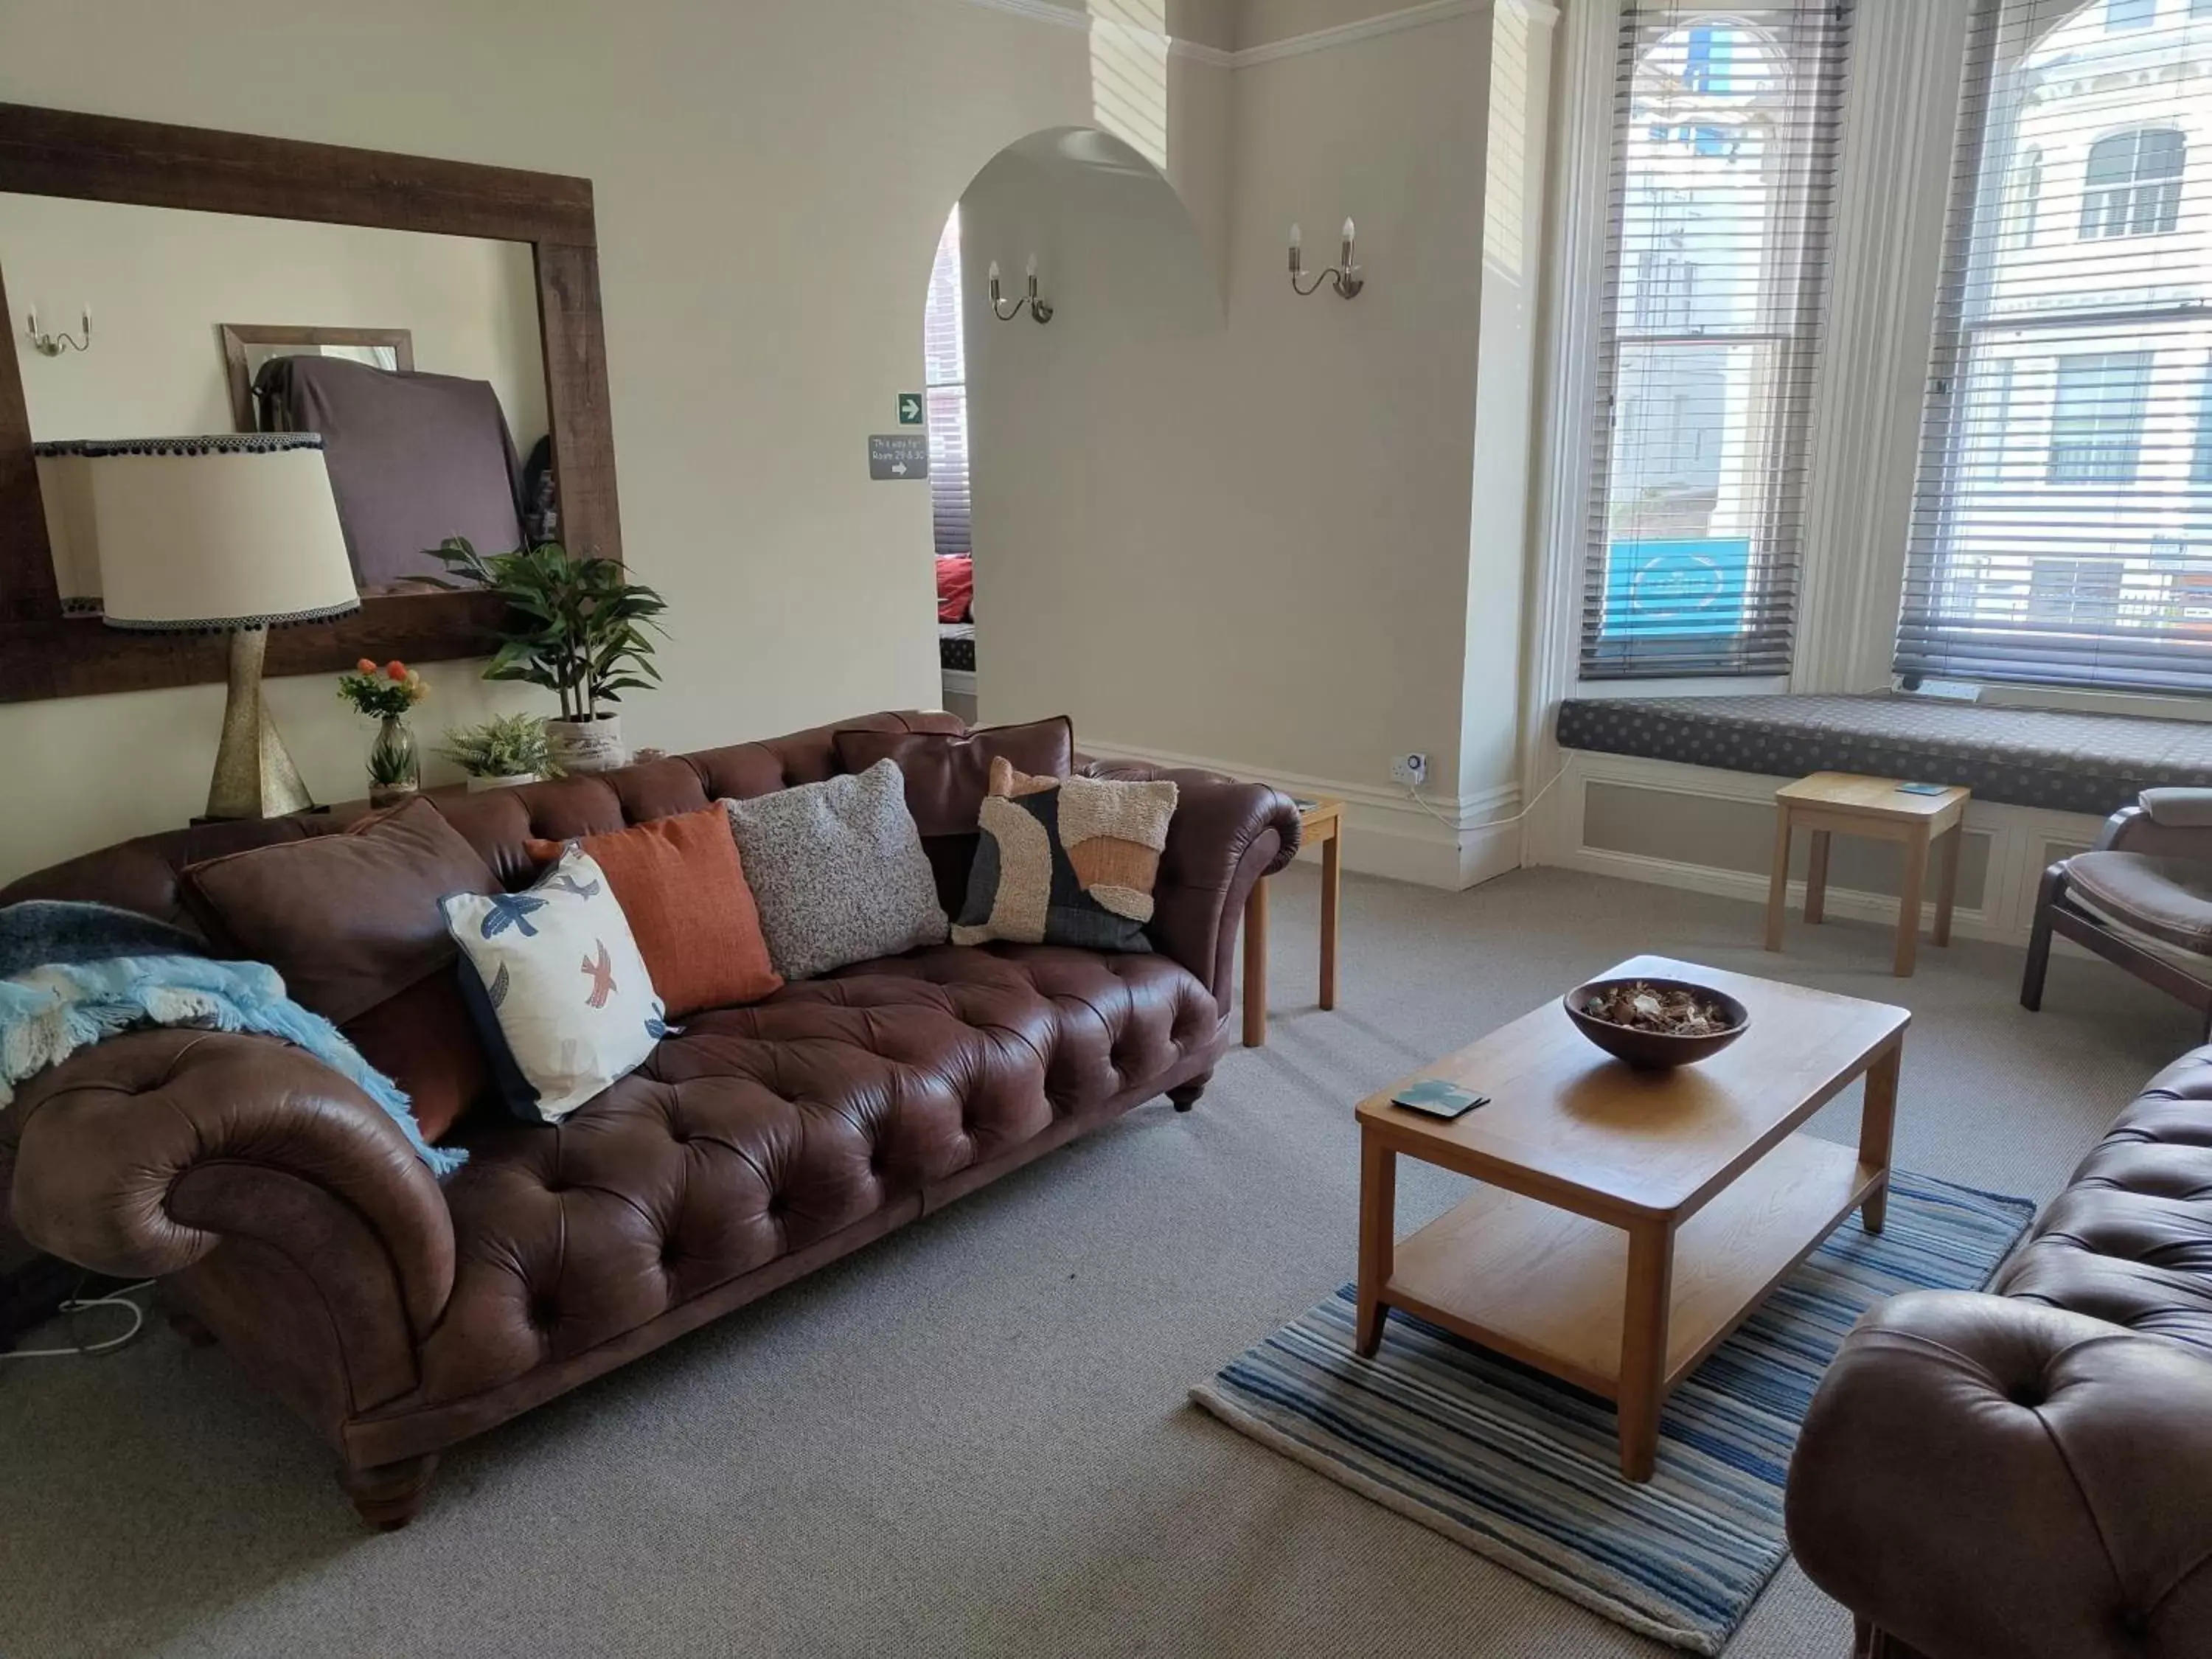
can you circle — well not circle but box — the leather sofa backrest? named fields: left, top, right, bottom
left=0, top=709, right=967, bottom=928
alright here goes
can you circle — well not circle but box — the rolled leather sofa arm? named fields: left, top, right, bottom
left=0, top=1027, right=456, bottom=1338
left=1786, top=1290, right=2212, bottom=1659
left=1079, top=760, right=1302, bottom=1015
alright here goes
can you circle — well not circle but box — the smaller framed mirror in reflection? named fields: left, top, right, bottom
left=218, top=324, right=415, bottom=434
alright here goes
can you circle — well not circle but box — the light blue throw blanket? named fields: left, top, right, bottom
left=0, top=917, right=465, bottom=1178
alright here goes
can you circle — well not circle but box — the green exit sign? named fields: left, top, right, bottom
left=897, top=392, right=924, bottom=425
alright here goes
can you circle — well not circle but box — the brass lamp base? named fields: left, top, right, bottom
left=206, top=627, right=315, bottom=821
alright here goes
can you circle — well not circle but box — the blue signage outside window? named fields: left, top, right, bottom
left=1601, top=537, right=1755, bottom=641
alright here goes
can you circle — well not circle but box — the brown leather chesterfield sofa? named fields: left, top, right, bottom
left=1786, top=1048, right=2212, bottom=1659
left=0, top=712, right=1300, bottom=1528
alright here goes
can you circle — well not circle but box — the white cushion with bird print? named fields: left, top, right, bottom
left=441, top=846, right=669, bottom=1124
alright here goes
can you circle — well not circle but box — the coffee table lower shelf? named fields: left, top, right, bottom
left=1381, top=1132, right=1883, bottom=1402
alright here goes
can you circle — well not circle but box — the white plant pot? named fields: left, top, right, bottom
left=465, top=771, right=543, bottom=793
left=547, top=714, right=627, bottom=774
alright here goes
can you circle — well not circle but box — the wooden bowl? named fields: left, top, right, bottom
left=1562, top=977, right=1750, bottom=1071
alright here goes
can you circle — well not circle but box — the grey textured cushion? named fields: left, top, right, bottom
left=719, top=759, right=948, bottom=981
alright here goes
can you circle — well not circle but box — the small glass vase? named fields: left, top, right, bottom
left=368, top=714, right=420, bottom=807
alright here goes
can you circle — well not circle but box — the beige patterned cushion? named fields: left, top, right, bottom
left=952, top=759, right=1176, bottom=951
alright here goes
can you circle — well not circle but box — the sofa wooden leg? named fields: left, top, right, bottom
left=2021, top=866, right=2064, bottom=1013
left=341, top=1453, right=439, bottom=1531
left=1168, top=1076, right=1210, bottom=1113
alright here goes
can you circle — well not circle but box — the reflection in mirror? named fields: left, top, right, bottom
left=219, top=324, right=415, bottom=432
left=2, top=192, right=552, bottom=604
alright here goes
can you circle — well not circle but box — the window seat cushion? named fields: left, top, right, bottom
left=1556, top=692, right=2212, bottom=816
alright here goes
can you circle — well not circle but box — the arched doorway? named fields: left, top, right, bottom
left=919, top=125, right=1220, bottom=726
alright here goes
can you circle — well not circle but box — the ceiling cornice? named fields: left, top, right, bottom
left=949, top=0, right=1557, bottom=72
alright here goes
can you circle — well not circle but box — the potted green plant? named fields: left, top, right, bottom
left=430, top=538, right=667, bottom=773
left=440, top=713, right=561, bottom=791
left=337, top=658, right=431, bottom=806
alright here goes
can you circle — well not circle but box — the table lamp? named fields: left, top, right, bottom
left=33, top=434, right=360, bottom=820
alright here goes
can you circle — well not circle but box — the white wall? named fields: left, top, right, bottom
left=2, top=194, right=547, bottom=446
left=0, top=0, right=1230, bottom=883
left=967, top=4, right=1552, bottom=886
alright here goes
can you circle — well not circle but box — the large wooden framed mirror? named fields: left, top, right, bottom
left=0, top=102, right=620, bottom=704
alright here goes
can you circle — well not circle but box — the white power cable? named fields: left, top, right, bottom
left=1399, top=760, right=1573, bottom=835
left=0, top=1279, right=153, bottom=1360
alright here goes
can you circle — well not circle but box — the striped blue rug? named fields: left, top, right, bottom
left=1192, top=1169, right=2034, bottom=1655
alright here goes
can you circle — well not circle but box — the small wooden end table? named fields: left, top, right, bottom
left=1243, top=797, right=1343, bottom=1047
left=1764, top=771, right=1969, bottom=978
left=1354, top=954, right=1907, bottom=1482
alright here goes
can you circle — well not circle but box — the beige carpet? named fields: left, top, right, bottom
left=0, top=864, right=2184, bottom=1659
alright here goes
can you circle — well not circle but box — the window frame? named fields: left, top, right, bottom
left=1574, top=1, right=1854, bottom=682
left=1893, top=0, right=2212, bottom=703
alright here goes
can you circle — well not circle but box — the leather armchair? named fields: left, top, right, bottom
left=2023, top=790, right=2212, bottom=1038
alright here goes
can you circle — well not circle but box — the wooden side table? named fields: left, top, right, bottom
left=1764, top=771, right=1969, bottom=978
left=1243, top=797, right=1343, bottom=1047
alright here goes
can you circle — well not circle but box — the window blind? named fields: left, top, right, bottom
left=922, top=205, right=973, bottom=562
left=1579, top=1, right=1853, bottom=680
left=1896, top=0, right=2212, bottom=693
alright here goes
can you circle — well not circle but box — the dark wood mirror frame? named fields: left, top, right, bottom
left=0, top=101, right=620, bottom=706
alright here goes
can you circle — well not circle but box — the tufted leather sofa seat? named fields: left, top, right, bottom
left=1786, top=1049, right=2212, bottom=1659
left=0, top=712, right=1299, bottom=1526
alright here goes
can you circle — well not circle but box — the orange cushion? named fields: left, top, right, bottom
left=524, top=807, right=781, bottom=1018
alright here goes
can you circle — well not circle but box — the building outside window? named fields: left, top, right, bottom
left=921, top=205, right=973, bottom=563
left=1896, top=0, right=2212, bottom=692
left=2048, top=350, right=2154, bottom=483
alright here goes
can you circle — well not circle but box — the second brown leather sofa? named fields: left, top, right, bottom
left=0, top=712, right=1301, bottom=1527
left=1786, top=1047, right=2212, bottom=1658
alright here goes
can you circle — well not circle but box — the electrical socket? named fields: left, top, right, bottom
left=1391, top=752, right=1430, bottom=789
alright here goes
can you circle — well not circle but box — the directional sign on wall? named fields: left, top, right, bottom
left=869, top=433, right=930, bottom=480
left=897, top=392, right=925, bottom=425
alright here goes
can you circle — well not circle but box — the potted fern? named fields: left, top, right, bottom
left=441, top=714, right=560, bottom=791
left=431, top=538, right=667, bottom=773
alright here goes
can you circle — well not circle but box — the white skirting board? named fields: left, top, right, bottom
left=1525, top=751, right=2109, bottom=949
left=1082, top=738, right=1524, bottom=891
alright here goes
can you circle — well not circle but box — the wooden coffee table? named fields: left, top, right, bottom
left=1353, top=953, right=1907, bottom=1482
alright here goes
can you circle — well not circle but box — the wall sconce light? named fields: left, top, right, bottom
left=989, top=255, right=1054, bottom=325
left=25, top=303, right=92, bottom=356
left=1289, top=220, right=1363, bottom=300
